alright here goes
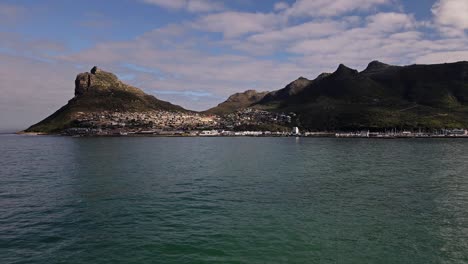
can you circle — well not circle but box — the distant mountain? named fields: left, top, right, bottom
left=220, top=61, right=468, bottom=130
left=25, top=67, right=187, bottom=133
left=205, top=89, right=269, bottom=115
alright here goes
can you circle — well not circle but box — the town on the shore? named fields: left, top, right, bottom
left=57, top=108, right=468, bottom=138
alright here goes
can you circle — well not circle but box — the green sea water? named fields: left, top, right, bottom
left=1, top=135, right=468, bottom=263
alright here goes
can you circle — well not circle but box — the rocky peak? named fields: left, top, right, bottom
left=333, top=64, right=359, bottom=77
left=244, top=89, right=259, bottom=96
left=368, top=60, right=389, bottom=68
left=361, top=60, right=401, bottom=76
left=74, top=66, right=120, bottom=96
left=278, top=77, right=311, bottom=97
left=363, top=60, right=391, bottom=72
left=289, top=77, right=311, bottom=87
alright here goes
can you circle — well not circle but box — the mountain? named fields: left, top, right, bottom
left=259, top=77, right=312, bottom=105
left=205, top=89, right=269, bottom=115
left=205, top=77, right=314, bottom=115
left=224, top=61, right=468, bottom=130
left=25, top=61, right=468, bottom=133
left=25, top=67, right=187, bottom=133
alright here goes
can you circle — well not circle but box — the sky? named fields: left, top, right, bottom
left=0, top=0, right=467, bottom=130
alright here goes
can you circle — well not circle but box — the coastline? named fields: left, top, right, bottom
left=13, top=131, right=468, bottom=139
left=15, top=131, right=50, bottom=136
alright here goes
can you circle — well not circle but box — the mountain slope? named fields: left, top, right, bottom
left=209, top=61, right=468, bottom=130
left=257, top=61, right=468, bottom=130
left=205, top=90, right=269, bottom=115
left=259, top=77, right=312, bottom=105
left=25, top=61, right=468, bottom=133
left=26, top=67, right=187, bottom=133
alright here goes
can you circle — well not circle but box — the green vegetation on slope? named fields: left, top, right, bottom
left=205, top=90, right=269, bottom=115
left=253, top=61, right=468, bottom=130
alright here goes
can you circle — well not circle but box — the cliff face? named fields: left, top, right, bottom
left=25, top=67, right=187, bottom=133
left=74, top=66, right=108, bottom=95
left=73, top=66, right=149, bottom=97
left=75, top=72, right=91, bottom=96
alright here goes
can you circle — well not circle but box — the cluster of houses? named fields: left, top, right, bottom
left=63, top=110, right=468, bottom=138
left=198, top=130, right=298, bottom=137
left=219, top=108, right=292, bottom=129
left=63, top=127, right=302, bottom=137
left=65, top=108, right=295, bottom=136
left=72, top=110, right=219, bottom=131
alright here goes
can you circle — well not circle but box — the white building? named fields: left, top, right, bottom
left=447, top=129, right=468, bottom=136
left=200, top=130, right=219, bottom=136
left=292, top=127, right=300, bottom=135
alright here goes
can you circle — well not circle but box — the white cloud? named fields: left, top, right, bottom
left=284, top=0, right=389, bottom=18
left=231, top=12, right=417, bottom=58
left=415, top=51, right=468, bottom=64
left=192, top=11, right=281, bottom=38
left=274, top=2, right=289, bottom=11
left=432, top=0, right=468, bottom=33
left=248, top=20, right=346, bottom=43
left=54, top=23, right=307, bottom=111
left=285, top=11, right=467, bottom=69
left=366, top=12, right=415, bottom=32
left=141, top=0, right=225, bottom=13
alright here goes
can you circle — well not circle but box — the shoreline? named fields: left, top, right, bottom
left=13, top=131, right=468, bottom=139
left=15, top=131, right=50, bottom=136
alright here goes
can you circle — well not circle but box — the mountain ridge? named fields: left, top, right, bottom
left=24, top=61, right=468, bottom=133
left=250, top=60, right=468, bottom=130
left=204, top=89, right=269, bottom=115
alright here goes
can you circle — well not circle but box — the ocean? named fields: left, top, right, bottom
left=1, top=134, right=468, bottom=263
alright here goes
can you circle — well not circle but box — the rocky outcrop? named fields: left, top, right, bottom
left=75, top=72, right=92, bottom=96
left=90, top=66, right=99, bottom=74
left=74, top=66, right=121, bottom=96
left=26, top=66, right=188, bottom=133
left=74, top=66, right=101, bottom=96
left=333, top=64, right=359, bottom=78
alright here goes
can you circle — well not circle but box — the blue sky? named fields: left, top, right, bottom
left=0, top=0, right=467, bottom=130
